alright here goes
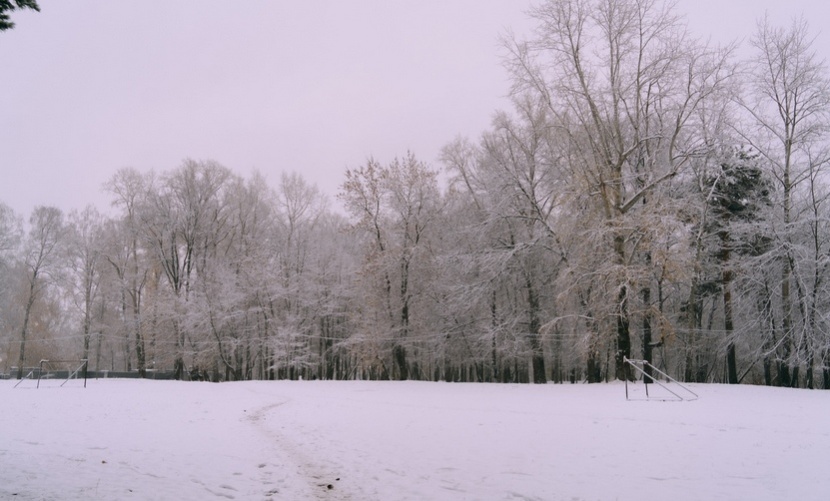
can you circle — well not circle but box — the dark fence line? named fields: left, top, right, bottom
left=1, top=368, right=177, bottom=381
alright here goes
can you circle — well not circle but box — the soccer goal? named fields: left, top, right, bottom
left=623, top=357, right=698, bottom=401
left=13, top=359, right=89, bottom=389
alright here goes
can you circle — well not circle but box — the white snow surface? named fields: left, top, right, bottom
left=1, top=378, right=828, bottom=500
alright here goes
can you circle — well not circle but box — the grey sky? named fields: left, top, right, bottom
left=1, top=1, right=828, bottom=218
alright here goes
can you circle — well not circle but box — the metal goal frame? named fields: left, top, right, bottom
left=14, top=359, right=89, bottom=389
left=623, top=357, right=698, bottom=401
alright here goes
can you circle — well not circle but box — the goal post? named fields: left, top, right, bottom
left=35, top=359, right=89, bottom=389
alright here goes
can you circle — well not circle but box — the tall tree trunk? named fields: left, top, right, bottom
left=758, top=284, right=776, bottom=386
left=615, top=286, right=631, bottom=381
left=172, top=318, right=184, bottom=380
left=613, top=233, right=631, bottom=380
left=642, top=284, right=654, bottom=384
left=82, top=285, right=92, bottom=362
left=780, top=261, right=793, bottom=387
left=780, top=135, right=795, bottom=387
left=641, top=248, right=654, bottom=383
left=16, top=279, right=37, bottom=379
left=392, top=344, right=408, bottom=381
left=395, top=255, right=411, bottom=380
left=133, top=299, right=146, bottom=378
left=490, top=290, right=499, bottom=383
left=720, top=231, right=738, bottom=384
left=823, top=349, right=830, bottom=389
left=526, top=276, right=546, bottom=384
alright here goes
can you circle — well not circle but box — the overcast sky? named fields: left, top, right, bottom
left=1, top=1, right=828, bottom=219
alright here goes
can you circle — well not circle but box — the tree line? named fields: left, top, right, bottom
left=2, top=0, right=829, bottom=387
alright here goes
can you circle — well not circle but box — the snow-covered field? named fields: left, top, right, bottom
left=1, top=378, right=828, bottom=501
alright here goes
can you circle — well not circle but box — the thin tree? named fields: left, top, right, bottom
left=104, top=168, right=153, bottom=376
left=16, top=206, right=64, bottom=378
left=65, top=206, right=105, bottom=364
left=740, top=15, right=830, bottom=386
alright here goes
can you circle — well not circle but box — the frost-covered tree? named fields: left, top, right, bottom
left=503, top=0, right=736, bottom=379
left=340, top=153, right=442, bottom=380
left=740, top=16, right=830, bottom=387
left=441, top=96, right=566, bottom=383
left=104, top=168, right=154, bottom=375
left=64, top=206, right=106, bottom=364
left=143, top=160, right=234, bottom=379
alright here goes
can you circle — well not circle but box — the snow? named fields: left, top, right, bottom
left=2, top=379, right=828, bottom=500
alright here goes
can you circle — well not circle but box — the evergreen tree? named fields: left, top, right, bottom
left=0, top=0, right=39, bottom=32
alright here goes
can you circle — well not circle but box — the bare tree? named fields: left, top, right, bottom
left=741, top=16, right=830, bottom=386
left=340, top=153, right=442, bottom=380
left=269, top=172, right=329, bottom=378
left=504, top=0, right=736, bottom=379
left=0, top=202, right=22, bottom=371
left=65, top=206, right=106, bottom=364
left=16, top=206, right=65, bottom=378
left=104, top=168, right=153, bottom=375
left=0, top=201, right=21, bottom=257
left=141, top=160, right=234, bottom=379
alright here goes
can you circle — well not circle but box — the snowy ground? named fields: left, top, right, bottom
left=1, top=378, right=828, bottom=501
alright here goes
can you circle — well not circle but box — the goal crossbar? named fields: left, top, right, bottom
left=623, top=357, right=698, bottom=401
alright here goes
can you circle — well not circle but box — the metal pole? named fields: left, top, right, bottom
left=37, top=359, right=48, bottom=389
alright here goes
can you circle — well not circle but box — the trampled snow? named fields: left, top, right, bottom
left=1, top=379, right=828, bottom=500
